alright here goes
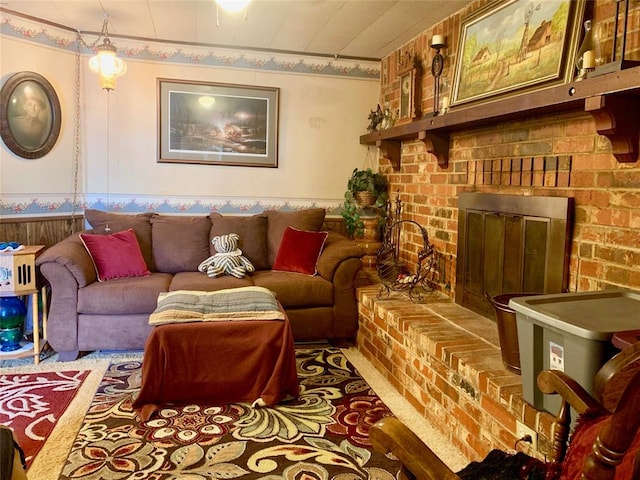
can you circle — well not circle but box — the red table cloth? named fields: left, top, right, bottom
left=132, top=314, right=299, bottom=421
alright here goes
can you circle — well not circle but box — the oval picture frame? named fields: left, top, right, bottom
left=0, top=71, right=61, bottom=159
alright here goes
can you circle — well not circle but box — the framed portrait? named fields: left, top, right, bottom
left=397, top=52, right=421, bottom=124
left=451, top=0, right=585, bottom=107
left=0, top=71, right=61, bottom=159
left=158, top=79, right=279, bottom=167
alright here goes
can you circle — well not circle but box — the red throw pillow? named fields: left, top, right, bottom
left=80, top=229, right=151, bottom=282
left=560, top=411, right=640, bottom=479
left=272, top=226, right=328, bottom=275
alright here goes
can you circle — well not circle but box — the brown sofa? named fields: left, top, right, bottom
left=37, top=208, right=364, bottom=361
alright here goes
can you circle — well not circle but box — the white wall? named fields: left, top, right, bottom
left=0, top=14, right=380, bottom=216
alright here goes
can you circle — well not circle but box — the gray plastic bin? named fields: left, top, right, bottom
left=509, top=289, right=640, bottom=414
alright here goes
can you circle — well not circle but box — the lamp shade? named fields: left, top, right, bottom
left=89, top=39, right=127, bottom=90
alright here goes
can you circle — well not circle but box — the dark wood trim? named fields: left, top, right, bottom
left=0, top=215, right=84, bottom=249
left=361, top=66, right=640, bottom=169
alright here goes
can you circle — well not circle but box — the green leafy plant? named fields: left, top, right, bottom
left=341, top=168, right=389, bottom=238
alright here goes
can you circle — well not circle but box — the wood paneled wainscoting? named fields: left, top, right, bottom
left=0, top=215, right=84, bottom=248
left=356, top=285, right=556, bottom=463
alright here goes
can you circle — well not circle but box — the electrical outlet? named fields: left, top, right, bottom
left=516, top=421, right=538, bottom=450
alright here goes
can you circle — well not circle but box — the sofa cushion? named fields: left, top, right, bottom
left=273, top=227, right=328, bottom=275
left=265, top=208, right=326, bottom=267
left=79, top=229, right=151, bottom=282
left=251, top=270, right=332, bottom=307
left=151, top=215, right=212, bottom=273
left=209, top=213, right=268, bottom=270
left=170, top=272, right=254, bottom=292
left=84, top=209, right=155, bottom=271
left=77, top=272, right=173, bottom=314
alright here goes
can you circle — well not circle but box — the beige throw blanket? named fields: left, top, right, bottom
left=148, top=286, right=285, bottom=325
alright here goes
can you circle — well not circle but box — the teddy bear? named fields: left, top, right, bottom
left=198, top=233, right=255, bottom=279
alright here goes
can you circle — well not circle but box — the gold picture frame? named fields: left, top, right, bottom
left=397, top=52, right=421, bottom=124
left=451, top=0, right=585, bottom=107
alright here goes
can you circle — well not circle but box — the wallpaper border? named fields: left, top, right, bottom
left=0, top=11, right=380, bottom=80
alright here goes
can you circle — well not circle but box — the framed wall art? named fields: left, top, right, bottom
left=397, top=51, right=421, bottom=124
left=0, top=71, right=61, bottom=159
left=451, top=0, right=585, bottom=107
left=158, top=79, right=279, bottom=167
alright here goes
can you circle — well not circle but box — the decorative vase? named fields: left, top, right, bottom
left=0, top=296, right=26, bottom=352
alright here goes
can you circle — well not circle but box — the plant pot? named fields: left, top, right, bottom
left=355, top=191, right=375, bottom=207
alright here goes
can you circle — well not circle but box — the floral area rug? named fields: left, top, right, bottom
left=60, top=348, right=400, bottom=479
left=0, top=370, right=90, bottom=466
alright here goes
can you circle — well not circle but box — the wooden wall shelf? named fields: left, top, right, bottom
left=360, top=66, right=640, bottom=170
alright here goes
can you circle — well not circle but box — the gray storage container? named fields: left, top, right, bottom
left=509, top=289, right=640, bottom=414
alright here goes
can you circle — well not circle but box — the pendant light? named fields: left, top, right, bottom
left=215, top=0, right=252, bottom=13
left=89, top=14, right=127, bottom=90
left=215, top=0, right=251, bottom=26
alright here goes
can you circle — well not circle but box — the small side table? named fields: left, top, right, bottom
left=0, top=245, right=48, bottom=364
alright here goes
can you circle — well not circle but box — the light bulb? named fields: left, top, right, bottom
left=216, top=0, right=251, bottom=13
left=89, top=39, right=127, bottom=90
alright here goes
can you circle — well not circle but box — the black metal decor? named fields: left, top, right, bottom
left=431, top=35, right=446, bottom=115
left=376, top=196, right=438, bottom=302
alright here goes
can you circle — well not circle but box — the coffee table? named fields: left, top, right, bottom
left=133, top=292, right=299, bottom=421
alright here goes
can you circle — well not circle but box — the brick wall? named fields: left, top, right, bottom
left=377, top=0, right=640, bottom=297
left=356, top=285, right=558, bottom=462
left=357, top=0, right=640, bottom=466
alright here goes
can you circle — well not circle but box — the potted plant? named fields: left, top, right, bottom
left=341, top=168, right=389, bottom=238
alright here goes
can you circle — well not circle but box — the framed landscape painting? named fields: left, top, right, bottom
left=158, top=79, right=279, bottom=167
left=451, top=0, right=585, bottom=107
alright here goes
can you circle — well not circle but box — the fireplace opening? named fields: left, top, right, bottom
left=456, top=193, right=574, bottom=319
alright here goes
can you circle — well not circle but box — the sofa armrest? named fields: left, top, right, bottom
left=316, top=232, right=364, bottom=282
left=36, top=232, right=97, bottom=287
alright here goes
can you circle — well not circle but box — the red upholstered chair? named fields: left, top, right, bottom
left=370, top=341, right=640, bottom=480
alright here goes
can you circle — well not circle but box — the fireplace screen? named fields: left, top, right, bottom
left=456, top=193, right=573, bottom=318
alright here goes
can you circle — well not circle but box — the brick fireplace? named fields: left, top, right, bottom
left=355, top=0, right=640, bottom=465
left=456, top=192, right=573, bottom=318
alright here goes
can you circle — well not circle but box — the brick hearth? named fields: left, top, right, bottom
left=356, top=284, right=557, bottom=463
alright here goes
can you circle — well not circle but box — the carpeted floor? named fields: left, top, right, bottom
left=2, top=346, right=468, bottom=478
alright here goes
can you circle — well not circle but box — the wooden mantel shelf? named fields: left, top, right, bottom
left=360, top=66, right=640, bottom=169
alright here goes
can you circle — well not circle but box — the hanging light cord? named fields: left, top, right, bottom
left=77, top=14, right=111, bottom=51
left=105, top=90, right=111, bottom=232
left=71, top=32, right=82, bottom=234
left=71, top=23, right=105, bottom=234
left=72, top=16, right=114, bottom=234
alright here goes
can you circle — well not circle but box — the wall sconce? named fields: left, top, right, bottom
left=89, top=15, right=127, bottom=90
left=431, top=35, right=446, bottom=115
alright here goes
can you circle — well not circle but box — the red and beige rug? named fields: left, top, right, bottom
left=0, top=369, right=90, bottom=466
left=57, top=348, right=401, bottom=479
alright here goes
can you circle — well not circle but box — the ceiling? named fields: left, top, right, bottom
left=1, top=0, right=470, bottom=60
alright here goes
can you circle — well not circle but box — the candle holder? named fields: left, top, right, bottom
left=431, top=35, right=446, bottom=115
